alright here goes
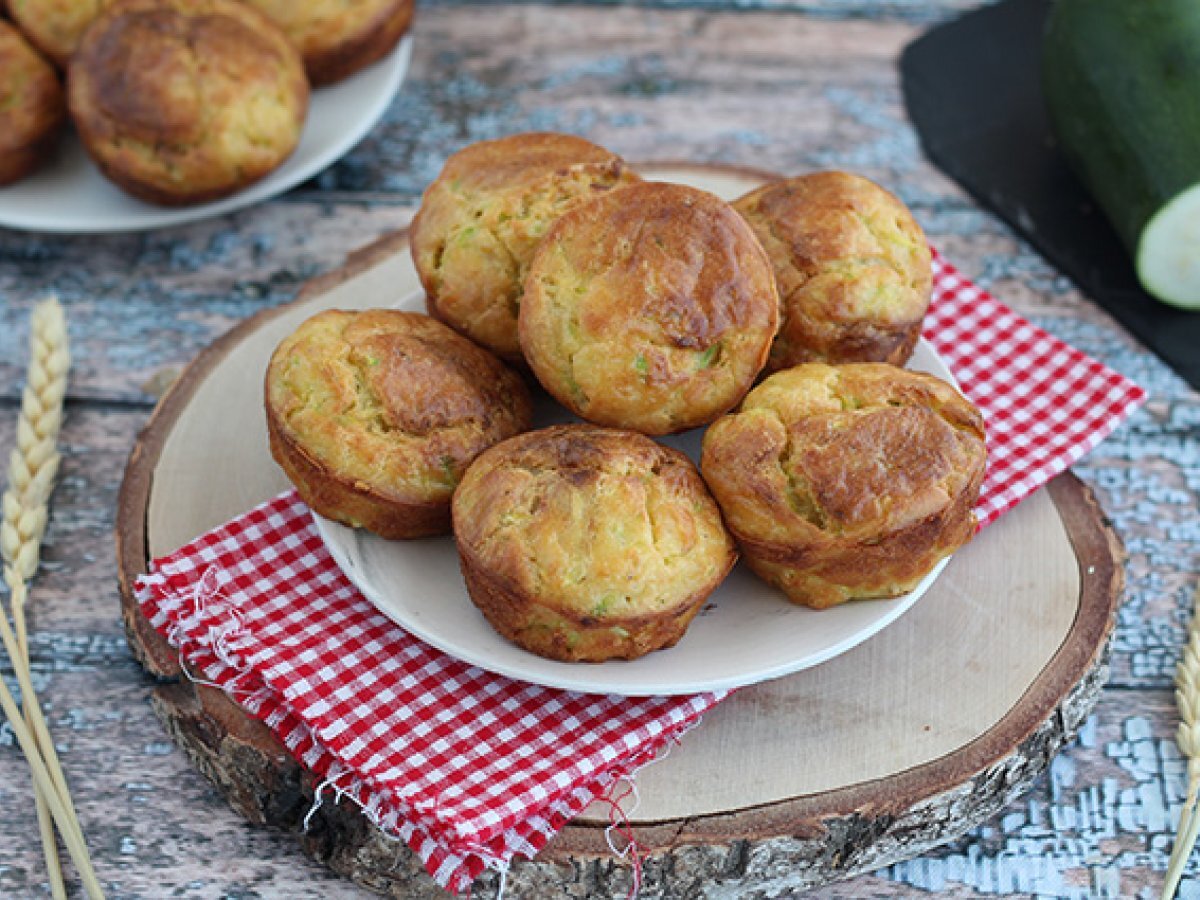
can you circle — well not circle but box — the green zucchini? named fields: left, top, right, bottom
left=1043, top=0, right=1200, bottom=310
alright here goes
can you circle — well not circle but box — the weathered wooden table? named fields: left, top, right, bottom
left=0, top=2, right=1194, bottom=897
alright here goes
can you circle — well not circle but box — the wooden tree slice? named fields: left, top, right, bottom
left=115, top=164, right=1124, bottom=898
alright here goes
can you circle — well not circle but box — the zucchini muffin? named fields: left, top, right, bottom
left=0, top=20, right=65, bottom=186
left=452, top=424, right=737, bottom=662
left=701, top=363, right=986, bottom=609
left=7, top=0, right=115, bottom=69
left=410, top=132, right=641, bottom=363
left=240, top=0, right=414, bottom=86
left=69, top=0, right=308, bottom=206
left=519, top=181, right=780, bottom=435
left=266, top=309, right=532, bottom=539
left=734, top=172, right=932, bottom=371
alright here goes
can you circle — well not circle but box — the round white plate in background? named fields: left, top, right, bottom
left=0, top=37, right=413, bottom=234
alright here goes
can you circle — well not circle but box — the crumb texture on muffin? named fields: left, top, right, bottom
left=519, top=180, right=780, bottom=435
left=411, top=132, right=641, bottom=362
left=68, top=0, right=308, bottom=205
left=734, top=171, right=931, bottom=371
left=8, top=0, right=113, bottom=67
left=0, top=20, right=65, bottom=185
left=241, top=0, right=413, bottom=85
left=701, top=363, right=985, bottom=609
left=453, top=424, right=736, bottom=661
left=266, top=309, right=531, bottom=539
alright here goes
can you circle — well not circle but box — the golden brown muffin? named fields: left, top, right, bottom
left=453, top=424, right=737, bottom=662
left=68, top=0, right=308, bottom=206
left=0, top=21, right=65, bottom=185
left=266, top=309, right=532, bottom=540
left=7, top=0, right=115, bottom=69
left=734, top=172, right=932, bottom=372
left=241, top=0, right=413, bottom=86
left=701, top=363, right=986, bottom=609
left=519, top=181, right=780, bottom=435
left=410, top=132, right=641, bottom=363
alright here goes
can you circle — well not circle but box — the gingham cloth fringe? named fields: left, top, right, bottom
left=135, top=251, right=1145, bottom=892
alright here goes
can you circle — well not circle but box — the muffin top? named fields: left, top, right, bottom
left=240, top=0, right=413, bottom=85
left=519, top=181, right=780, bottom=435
left=734, top=172, right=931, bottom=370
left=7, top=0, right=114, bottom=68
left=410, top=132, right=641, bottom=362
left=266, top=309, right=532, bottom=509
left=701, top=363, right=986, bottom=549
left=69, top=0, right=308, bottom=204
left=0, top=20, right=64, bottom=156
left=453, top=424, right=736, bottom=620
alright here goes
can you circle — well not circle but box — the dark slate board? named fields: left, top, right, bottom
left=900, top=0, right=1200, bottom=390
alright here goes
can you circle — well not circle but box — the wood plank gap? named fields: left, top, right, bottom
left=413, top=0, right=969, bottom=24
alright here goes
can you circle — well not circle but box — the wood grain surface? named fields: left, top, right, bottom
left=0, top=4, right=1194, bottom=898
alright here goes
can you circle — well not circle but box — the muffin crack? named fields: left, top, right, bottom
left=478, top=220, right=523, bottom=315
left=759, top=206, right=814, bottom=291
left=849, top=208, right=922, bottom=291
left=774, top=411, right=831, bottom=532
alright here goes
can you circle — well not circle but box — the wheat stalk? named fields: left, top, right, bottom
left=3, top=297, right=68, bottom=900
left=1163, top=583, right=1200, bottom=900
left=0, top=298, right=103, bottom=899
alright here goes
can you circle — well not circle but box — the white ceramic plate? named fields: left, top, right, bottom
left=0, top=37, right=413, bottom=234
left=315, top=290, right=960, bottom=696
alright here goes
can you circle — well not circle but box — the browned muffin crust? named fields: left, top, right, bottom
left=734, top=172, right=932, bottom=372
left=701, top=363, right=986, bottom=609
left=266, top=309, right=532, bottom=539
left=0, top=20, right=65, bottom=185
left=453, top=424, right=737, bottom=662
left=519, top=181, right=780, bottom=435
left=7, top=0, right=115, bottom=69
left=410, top=132, right=641, bottom=363
left=68, top=0, right=309, bottom=206
left=241, top=0, right=413, bottom=86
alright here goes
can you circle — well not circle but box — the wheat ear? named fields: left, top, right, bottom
left=1163, top=583, right=1200, bottom=900
left=0, top=298, right=103, bottom=899
left=3, top=298, right=67, bottom=899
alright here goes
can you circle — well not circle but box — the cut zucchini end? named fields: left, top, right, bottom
left=1137, top=183, right=1200, bottom=311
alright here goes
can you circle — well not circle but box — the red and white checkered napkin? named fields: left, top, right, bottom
left=135, top=251, right=1144, bottom=893
left=135, top=502, right=720, bottom=891
left=925, top=251, right=1145, bottom=526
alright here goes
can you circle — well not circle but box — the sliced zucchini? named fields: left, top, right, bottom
left=1042, top=0, right=1200, bottom=309
left=1138, top=184, right=1200, bottom=310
